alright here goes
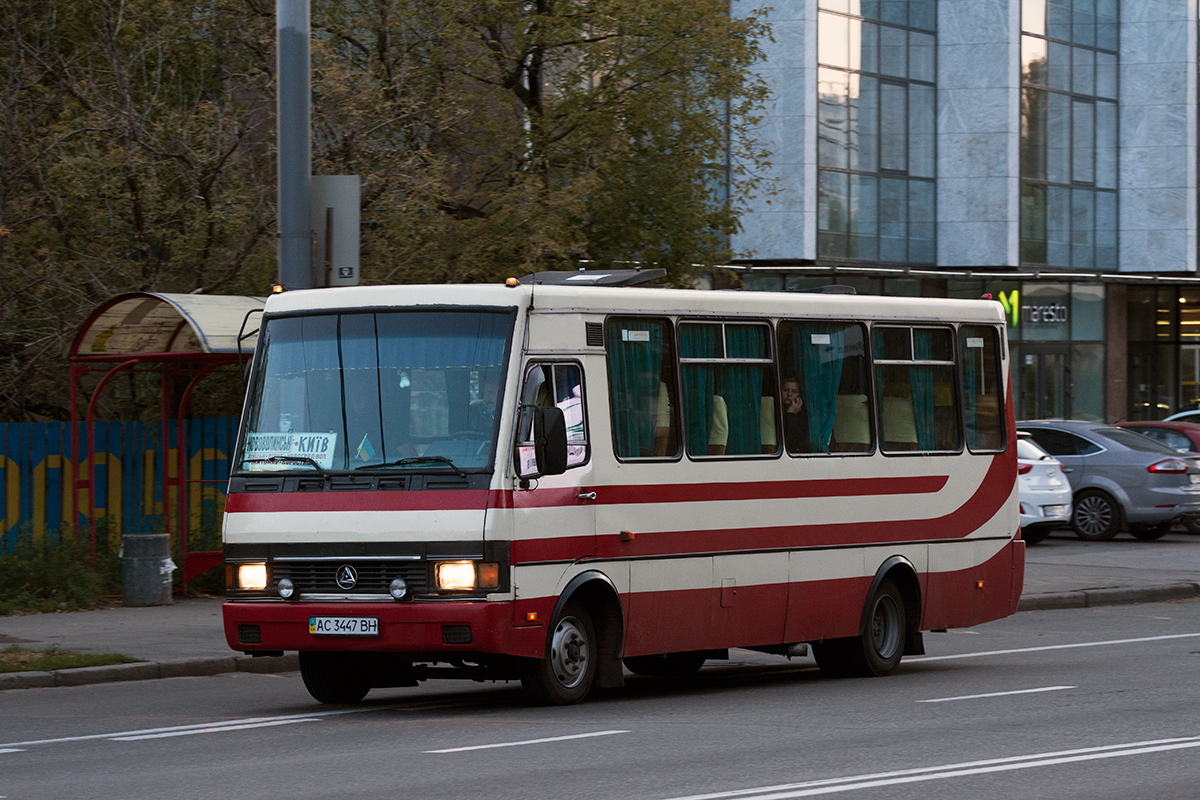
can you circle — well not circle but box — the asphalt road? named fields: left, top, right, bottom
left=2, top=599, right=1198, bottom=800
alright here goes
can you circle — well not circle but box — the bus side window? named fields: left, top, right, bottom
left=873, top=326, right=962, bottom=453
left=778, top=321, right=871, bottom=454
left=519, top=363, right=589, bottom=468
left=960, top=325, right=1005, bottom=452
left=605, top=317, right=679, bottom=459
left=679, top=321, right=776, bottom=457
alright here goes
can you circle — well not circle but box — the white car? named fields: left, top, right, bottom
left=1017, top=435, right=1073, bottom=544
left=1164, top=409, right=1200, bottom=424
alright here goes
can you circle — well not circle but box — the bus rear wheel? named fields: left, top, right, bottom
left=813, top=578, right=907, bottom=678
left=520, top=601, right=596, bottom=705
left=299, top=651, right=371, bottom=704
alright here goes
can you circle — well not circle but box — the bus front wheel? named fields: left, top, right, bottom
left=299, top=651, right=371, bottom=704
left=520, top=601, right=596, bottom=705
left=813, top=578, right=907, bottom=678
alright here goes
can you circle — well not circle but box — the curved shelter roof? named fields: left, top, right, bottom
left=71, top=292, right=265, bottom=359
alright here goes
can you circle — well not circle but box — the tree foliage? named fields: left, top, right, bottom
left=0, top=0, right=772, bottom=420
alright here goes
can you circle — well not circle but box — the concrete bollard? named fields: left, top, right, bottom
left=121, top=533, right=176, bottom=607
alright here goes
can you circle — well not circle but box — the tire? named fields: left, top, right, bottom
left=1071, top=490, right=1121, bottom=541
left=812, top=578, right=907, bottom=678
left=623, top=652, right=707, bottom=677
left=1130, top=521, right=1172, bottom=541
left=520, top=601, right=596, bottom=705
left=299, top=651, right=371, bottom=704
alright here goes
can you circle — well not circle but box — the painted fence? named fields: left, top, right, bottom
left=1, top=417, right=238, bottom=553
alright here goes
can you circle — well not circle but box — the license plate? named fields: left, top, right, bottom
left=1042, top=505, right=1067, bottom=517
left=309, top=616, right=379, bottom=636
left=1190, top=474, right=1200, bottom=485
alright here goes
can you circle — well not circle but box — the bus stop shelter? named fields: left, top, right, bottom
left=69, top=292, right=264, bottom=591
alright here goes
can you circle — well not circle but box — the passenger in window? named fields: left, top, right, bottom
left=708, top=395, right=728, bottom=455
left=781, top=376, right=810, bottom=453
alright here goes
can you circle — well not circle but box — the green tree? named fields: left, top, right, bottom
left=310, top=0, right=773, bottom=284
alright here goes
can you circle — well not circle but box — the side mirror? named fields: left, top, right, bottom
left=516, top=405, right=568, bottom=479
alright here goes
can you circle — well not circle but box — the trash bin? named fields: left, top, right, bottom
left=121, top=533, right=176, bottom=606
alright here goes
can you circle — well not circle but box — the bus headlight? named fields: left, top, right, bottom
left=434, top=562, right=500, bottom=592
left=237, top=563, right=268, bottom=591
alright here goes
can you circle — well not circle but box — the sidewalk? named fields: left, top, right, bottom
left=2, top=530, right=1198, bottom=691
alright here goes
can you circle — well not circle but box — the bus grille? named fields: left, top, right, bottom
left=272, top=561, right=430, bottom=595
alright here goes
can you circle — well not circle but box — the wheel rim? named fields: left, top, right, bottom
left=1075, top=495, right=1113, bottom=536
left=549, top=616, right=590, bottom=689
left=870, top=594, right=902, bottom=660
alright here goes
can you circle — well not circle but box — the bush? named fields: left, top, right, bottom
left=0, top=527, right=122, bottom=615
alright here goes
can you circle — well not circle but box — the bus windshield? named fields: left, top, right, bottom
left=237, top=309, right=513, bottom=473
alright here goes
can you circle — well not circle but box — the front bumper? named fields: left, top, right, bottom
left=223, top=600, right=515, bottom=655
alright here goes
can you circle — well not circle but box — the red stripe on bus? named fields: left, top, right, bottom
left=511, top=453, right=1015, bottom=563
left=225, top=490, right=489, bottom=513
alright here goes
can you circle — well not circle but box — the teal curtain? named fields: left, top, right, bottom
left=911, top=330, right=936, bottom=450
left=606, top=319, right=666, bottom=457
left=723, top=326, right=767, bottom=454
left=792, top=324, right=844, bottom=453
left=961, top=330, right=980, bottom=449
left=679, top=325, right=718, bottom=455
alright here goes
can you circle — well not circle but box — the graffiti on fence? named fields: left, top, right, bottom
left=0, top=418, right=239, bottom=552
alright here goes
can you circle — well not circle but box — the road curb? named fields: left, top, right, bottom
left=1018, top=582, right=1200, bottom=611
left=0, top=653, right=299, bottom=691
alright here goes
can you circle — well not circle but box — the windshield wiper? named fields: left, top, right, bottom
left=243, top=455, right=328, bottom=476
left=358, top=455, right=467, bottom=478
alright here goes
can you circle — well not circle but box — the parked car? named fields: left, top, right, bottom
left=1016, top=434, right=1072, bottom=544
left=1018, top=420, right=1200, bottom=541
left=1119, top=420, right=1200, bottom=454
left=1163, top=409, right=1200, bottom=424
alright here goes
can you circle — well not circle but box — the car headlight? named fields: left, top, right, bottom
left=434, top=561, right=500, bottom=592
left=236, top=562, right=268, bottom=591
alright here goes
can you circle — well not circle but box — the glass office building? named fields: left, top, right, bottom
left=732, top=0, right=1200, bottom=422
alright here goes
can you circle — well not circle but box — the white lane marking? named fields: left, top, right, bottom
left=657, top=736, right=1200, bottom=800
left=0, top=706, right=387, bottom=750
left=0, top=749, right=24, bottom=754
left=917, top=685, right=1075, bottom=704
left=111, top=718, right=318, bottom=740
left=910, top=632, right=1200, bottom=663
left=425, top=729, right=630, bottom=754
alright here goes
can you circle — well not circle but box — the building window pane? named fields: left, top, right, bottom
left=1072, top=46, right=1094, bottom=95
left=819, top=68, right=851, bottom=169
left=849, top=174, right=879, bottom=260
left=1095, top=51, right=1117, bottom=98
left=1048, top=42, right=1071, bottom=91
left=859, top=21, right=879, bottom=73
left=1021, top=183, right=1048, bottom=263
left=1047, top=186, right=1071, bottom=265
left=1047, top=0, right=1071, bottom=41
left=908, top=180, right=935, bottom=263
left=909, top=0, right=935, bottom=31
left=1095, top=100, right=1116, bottom=189
left=1021, top=88, right=1047, bottom=180
left=1072, top=100, right=1094, bottom=184
left=880, top=82, right=907, bottom=171
left=909, top=31, right=935, bottom=82
left=819, top=170, right=850, bottom=257
left=879, top=178, right=907, bottom=261
left=1070, top=343, right=1104, bottom=421
left=908, top=84, right=935, bottom=177
left=1073, top=0, right=1095, bottom=47
left=880, top=0, right=906, bottom=26
left=1071, top=283, right=1105, bottom=340
left=1023, top=0, right=1047, bottom=35
left=1096, top=0, right=1118, bottom=50
left=1023, top=35, right=1048, bottom=84
left=1047, top=92, right=1070, bottom=183
left=818, top=12, right=851, bottom=68
left=851, top=75, right=879, bottom=171
left=1071, top=188, right=1095, bottom=268
left=879, top=25, right=907, bottom=77
left=1095, top=190, right=1117, bottom=268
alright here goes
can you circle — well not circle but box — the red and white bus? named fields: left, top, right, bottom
left=222, top=273, right=1024, bottom=704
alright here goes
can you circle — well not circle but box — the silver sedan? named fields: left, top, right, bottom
left=1018, top=420, right=1200, bottom=541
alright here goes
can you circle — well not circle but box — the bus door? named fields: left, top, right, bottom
left=511, top=362, right=596, bottom=624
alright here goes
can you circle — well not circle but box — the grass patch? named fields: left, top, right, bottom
left=0, top=526, right=123, bottom=616
left=0, top=645, right=140, bottom=673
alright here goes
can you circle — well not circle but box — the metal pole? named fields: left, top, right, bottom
left=277, top=0, right=313, bottom=289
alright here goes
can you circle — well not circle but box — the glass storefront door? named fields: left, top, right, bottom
left=1016, top=344, right=1067, bottom=420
